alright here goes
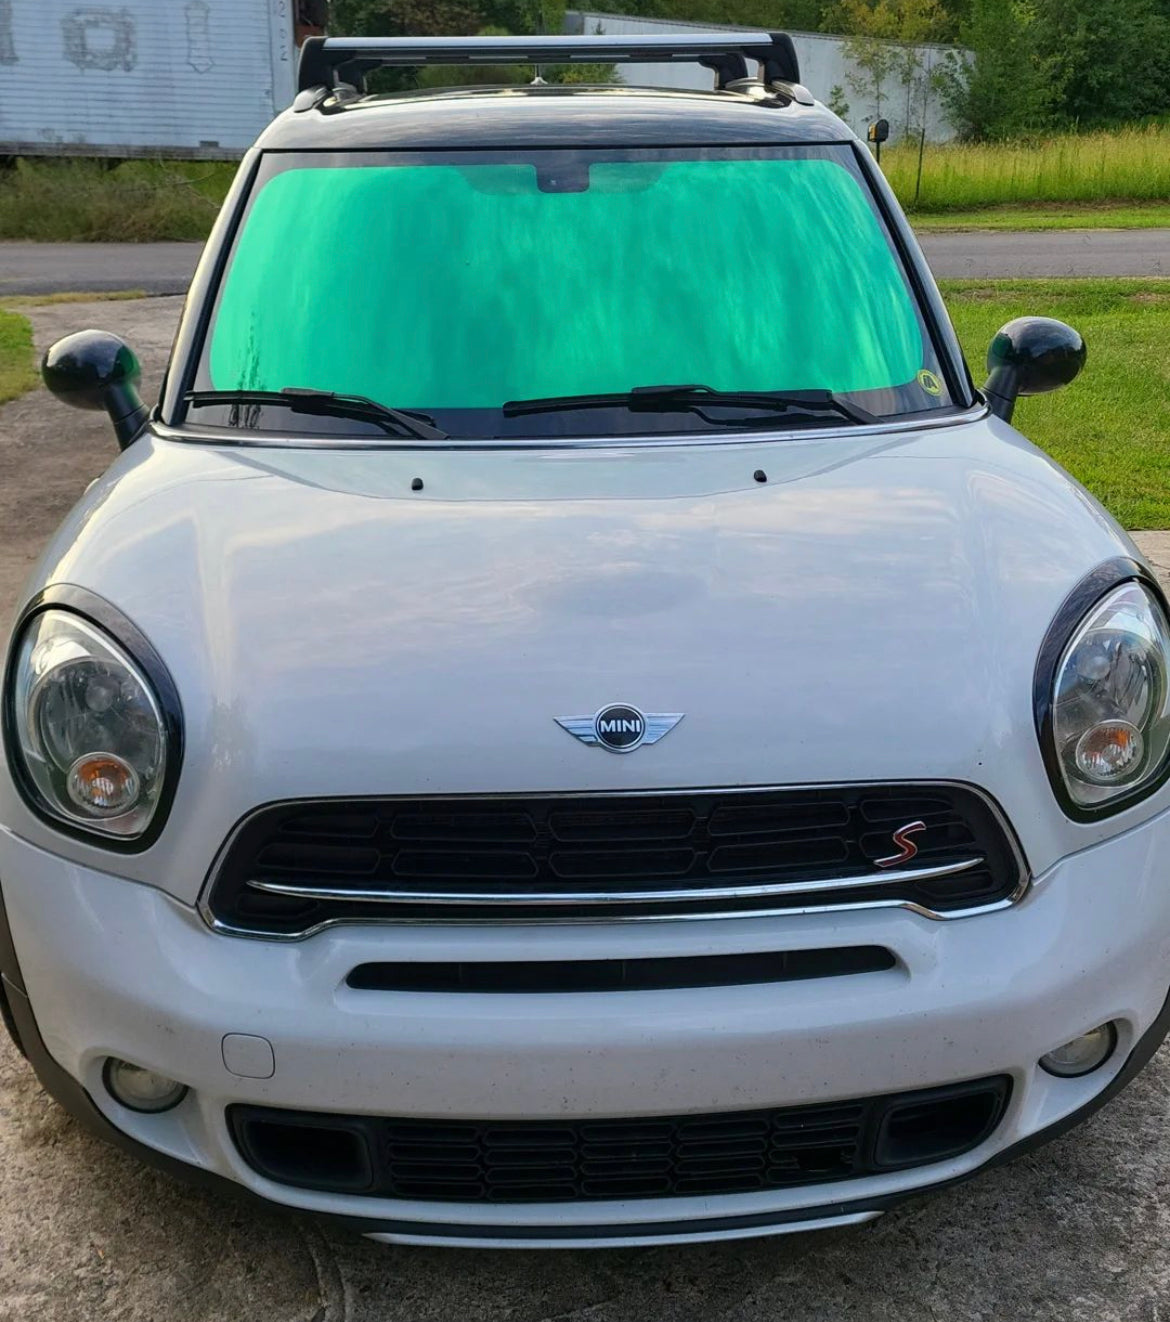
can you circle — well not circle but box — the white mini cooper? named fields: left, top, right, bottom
left=3, top=34, right=1168, bottom=1250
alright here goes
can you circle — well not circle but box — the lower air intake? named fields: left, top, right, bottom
left=229, top=1076, right=1011, bottom=1203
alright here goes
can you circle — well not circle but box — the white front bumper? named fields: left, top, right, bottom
left=3, top=807, right=1170, bottom=1248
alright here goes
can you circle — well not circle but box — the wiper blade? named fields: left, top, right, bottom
left=502, top=383, right=877, bottom=426
left=185, top=388, right=448, bottom=440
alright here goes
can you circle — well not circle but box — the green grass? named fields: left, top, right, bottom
left=941, top=279, right=1170, bottom=529
left=1, top=290, right=146, bottom=306
left=0, top=307, right=37, bottom=405
left=886, top=125, right=1170, bottom=214
left=2, top=123, right=1170, bottom=239
left=0, top=158, right=236, bottom=241
left=914, top=203, right=1170, bottom=231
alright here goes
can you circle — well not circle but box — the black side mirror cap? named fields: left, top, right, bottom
left=984, top=316, right=1086, bottom=424
left=42, top=330, right=150, bottom=449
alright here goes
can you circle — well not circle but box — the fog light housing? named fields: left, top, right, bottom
left=103, top=1058, right=188, bottom=1113
left=1039, top=1022, right=1118, bottom=1078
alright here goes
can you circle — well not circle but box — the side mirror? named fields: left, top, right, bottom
left=42, top=330, right=150, bottom=449
left=984, top=316, right=1086, bottom=424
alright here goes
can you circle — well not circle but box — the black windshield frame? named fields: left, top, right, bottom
left=167, top=141, right=975, bottom=443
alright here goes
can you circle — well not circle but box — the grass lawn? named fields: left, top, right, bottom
left=914, top=203, right=1170, bottom=231
left=941, top=279, right=1170, bottom=530
left=0, top=158, right=233, bottom=242
left=1, top=125, right=1169, bottom=241
left=883, top=125, right=1170, bottom=212
left=0, top=307, right=37, bottom=406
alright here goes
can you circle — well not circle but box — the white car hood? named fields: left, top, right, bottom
left=7, top=415, right=1149, bottom=898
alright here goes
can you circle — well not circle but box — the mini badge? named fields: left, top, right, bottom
left=555, top=705, right=684, bottom=753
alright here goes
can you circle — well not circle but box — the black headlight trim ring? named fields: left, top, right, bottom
left=1033, top=556, right=1170, bottom=823
left=1, top=585, right=185, bottom=853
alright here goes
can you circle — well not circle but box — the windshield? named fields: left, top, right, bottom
left=191, top=145, right=956, bottom=440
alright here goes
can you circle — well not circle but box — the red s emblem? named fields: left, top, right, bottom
left=875, top=820, right=926, bottom=869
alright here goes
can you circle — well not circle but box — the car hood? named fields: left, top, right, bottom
left=10, top=415, right=1145, bottom=895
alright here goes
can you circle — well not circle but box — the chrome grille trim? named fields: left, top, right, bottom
left=244, top=855, right=984, bottom=908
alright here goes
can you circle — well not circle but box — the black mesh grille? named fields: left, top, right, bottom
left=207, top=784, right=1023, bottom=934
left=228, top=1076, right=1012, bottom=1203
left=346, top=945, right=896, bottom=992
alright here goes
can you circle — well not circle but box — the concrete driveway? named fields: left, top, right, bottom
left=3, top=298, right=1170, bottom=1321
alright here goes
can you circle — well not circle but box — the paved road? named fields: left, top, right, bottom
left=4, top=296, right=1170, bottom=1321
left=926, top=227, right=1170, bottom=278
left=2, top=228, right=1170, bottom=295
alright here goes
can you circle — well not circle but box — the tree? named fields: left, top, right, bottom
left=938, top=0, right=1055, bottom=138
left=329, top=0, right=617, bottom=88
left=830, top=0, right=948, bottom=134
left=330, top=0, right=484, bottom=36
left=1034, top=0, right=1170, bottom=127
left=826, top=83, right=851, bottom=116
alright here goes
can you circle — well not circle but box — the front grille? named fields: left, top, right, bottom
left=206, top=784, right=1024, bottom=935
left=229, top=1076, right=1012, bottom=1203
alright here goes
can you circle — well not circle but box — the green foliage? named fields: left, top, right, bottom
left=329, top=0, right=614, bottom=89
left=0, top=157, right=233, bottom=242
left=942, top=0, right=1170, bottom=138
left=599, top=0, right=834, bottom=29
left=883, top=124, right=1170, bottom=209
left=1036, top=0, right=1170, bottom=127
left=831, top=0, right=949, bottom=134
left=0, top=307, right=38, bottom=406
left=827, top=83, right=851, bottom=116
left=333, top=0, right=840, bottom=39
left=939, top=0, right=1054, bottom=138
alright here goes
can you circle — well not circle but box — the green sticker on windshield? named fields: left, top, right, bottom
left=210, top=157, right=924, bottom=410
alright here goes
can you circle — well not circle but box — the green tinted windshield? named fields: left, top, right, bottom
left=199, top=147, right=951, bottom=437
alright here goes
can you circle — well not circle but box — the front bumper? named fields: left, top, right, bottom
left=3, top=807, right=1170, bottom=1249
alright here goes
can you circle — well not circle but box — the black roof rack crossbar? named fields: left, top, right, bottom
left=298, top=33, right=801, bottom=94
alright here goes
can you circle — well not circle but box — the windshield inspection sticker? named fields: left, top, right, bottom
left=917, top=369, right=943, bottom=396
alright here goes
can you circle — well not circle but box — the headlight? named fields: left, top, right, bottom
left=5, top=607, right=176, bottom=842
left=1043, top=578, right=1170, bottom=815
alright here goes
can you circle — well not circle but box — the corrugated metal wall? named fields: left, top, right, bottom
left=0, top=0, right=296, bottom=157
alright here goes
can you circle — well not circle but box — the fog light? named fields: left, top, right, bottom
left=103, top=1058, right=188, bottom=1113
left=1039, top=1022, right=1118, bottom=1078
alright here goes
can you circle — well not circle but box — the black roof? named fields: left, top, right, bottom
left=255, top=85, right=851, bottom=152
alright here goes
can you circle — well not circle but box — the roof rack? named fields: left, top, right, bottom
left=297, top=32, right=801, bottom=95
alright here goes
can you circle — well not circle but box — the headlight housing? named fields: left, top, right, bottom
left=3, top=601, right=180, bottom=845
left=1039, top=573, right=1170, bottom=817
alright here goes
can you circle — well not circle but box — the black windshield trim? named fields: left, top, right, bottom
left=175, top=143, right=964, bottom=441
left=156, top=402, right=988, bottom=450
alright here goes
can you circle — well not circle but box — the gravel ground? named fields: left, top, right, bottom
left=2, top=298, right=1170, bottom=1322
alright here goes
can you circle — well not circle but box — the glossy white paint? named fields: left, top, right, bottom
left=4, top=797, right=1170, bottom=1243
left=0, top=410, right=1154, bottom=895
left=4, top=396, right=1170, bottom=1244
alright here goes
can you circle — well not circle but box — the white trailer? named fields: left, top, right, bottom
left=0, top=0, right=298, bottom=158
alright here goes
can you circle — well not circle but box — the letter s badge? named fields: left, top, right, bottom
left=875, top=820, right=927, bottom=869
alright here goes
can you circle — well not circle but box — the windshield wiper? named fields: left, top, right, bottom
left=185, top=388, right=448, bottom=440
left=502, top=384, right=877, bottom=427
